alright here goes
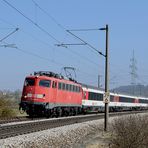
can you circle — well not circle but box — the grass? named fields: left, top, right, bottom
left=110, top=114, right=148, bottom=148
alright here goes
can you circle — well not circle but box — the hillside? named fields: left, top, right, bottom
left=112, top=84, right=148, bottom=97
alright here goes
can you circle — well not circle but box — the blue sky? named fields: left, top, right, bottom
left=0, top=0, right=148, bottom=90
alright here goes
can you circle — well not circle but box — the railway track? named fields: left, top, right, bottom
left=0, top=110, right=147, bottom=139
left=0, top=116, right=30, bottom=124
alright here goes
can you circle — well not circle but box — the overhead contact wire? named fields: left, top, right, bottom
left=3, top=0, right=61, bottom=43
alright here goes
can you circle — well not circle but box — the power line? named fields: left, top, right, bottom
left=0, top=17, right=129, bottom=84
left=3, top=0, right=98, bottom=69
left=2, top=43, right=64, bottom=67
left=20, top=27, right=101, bottom=71
left=1, top=1, right=105, bottom=76
left=0, top=28, right=16, bottom=30
left=1, top=39, right=99, bottom=77
left=64, top=47, right=99, bottom=67
left=31, top=0, right=66, bottom=31
left=77, top=68, right=100, bottom=78
left=0, top=17, right=16, bottom=28
left=21, top=29, right=100, bottom=71
left=28, top=1, right=105, bottom=70
left=2, top=0, right=61, bottom=43
left=0, top=28, right=19, bottom=42
left=1, top=41, right=99, bottom=80
left=66, top=30, right=105, bottom=57
left=31, top=0, right=102, bottom=59
left=2, top=1, right=144, bottom=88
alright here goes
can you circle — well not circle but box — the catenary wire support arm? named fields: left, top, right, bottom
left=0, top=43, right=17, bottom=48
left=55, top=43, right=86, bottom=48
left=0, top=28, right=19, bottom=42
left=55, top=29, right=105, bottom=57
left=66, top=30, right=106, bottom=57
left=68, top=28, right=101, bottom=31
left=55, top=43, right=86, bottom=46
left=3, top=0, right=61, bottom=43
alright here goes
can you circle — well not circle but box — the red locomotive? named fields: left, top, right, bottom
left=20, top=71, right=148, bottom=117
left=20, top=71, right=83, bottom=117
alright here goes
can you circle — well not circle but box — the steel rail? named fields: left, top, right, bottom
left=0, top=110, right=147, bottom=139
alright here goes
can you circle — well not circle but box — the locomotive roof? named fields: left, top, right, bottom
left=27, top=71, right=80, bottom=85
left=26, top=71, right=148, bottom=99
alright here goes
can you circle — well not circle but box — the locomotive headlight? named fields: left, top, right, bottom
left=27, top=93, right=32, bottom=97
left=35, top=94, right=45, bottom=99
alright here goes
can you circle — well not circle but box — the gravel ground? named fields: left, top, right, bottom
left=0, top=118, right=108, bottom=148
left=0, top=112, right=147, bottom=148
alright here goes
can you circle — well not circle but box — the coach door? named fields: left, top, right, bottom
left=52, top=81, right=57, bottom=103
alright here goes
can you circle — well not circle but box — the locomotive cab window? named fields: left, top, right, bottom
left=39, top=80, right=51, bottom=87
left=24, top=78, right=35, bottom=86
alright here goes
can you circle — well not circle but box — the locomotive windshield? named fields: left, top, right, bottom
left=24, top=78, right=35, bottom=86
left=39, top=80, right=51, bottom=88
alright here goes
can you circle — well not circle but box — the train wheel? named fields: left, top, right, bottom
left=58, top=108, right=63, bottom=117
left=45, top=109, right=50, bottom=118
left=74, top=107, right=78, bottom=116
left=51, top=109, right=56, bottom=118
left=71, top=108, right=76, bottom=116
left=28, top=111, right=35, bottom=118
left=55, top=108, right=61, bottom=118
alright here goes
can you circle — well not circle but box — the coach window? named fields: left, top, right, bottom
left=96, top=93, right=98, bottom=100
left=119, top=97, right=133, bottom=103
left=110, top=95, right=114, bottom=102
left=88, top=92, right=92, bottom=100
left=95, top=93, right=98, bottom=100
left=139, top=99, right=148, bottom=104
left=93, top=93, right=95, bottom=100
left=99, top=94, right=102, bottom=100
left=39, top=80, right=51, bottom=87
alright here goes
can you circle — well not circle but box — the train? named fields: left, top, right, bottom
left=19, top=71, right=148, bottom=117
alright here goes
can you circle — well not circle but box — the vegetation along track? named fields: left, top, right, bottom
left=0, top=110, right=147, bottom=139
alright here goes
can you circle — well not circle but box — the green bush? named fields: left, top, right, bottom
left=111, top=114, right=148, bottom=148
left=0, top=98, right=17, bottom=118
left=0, top=107, right=17, bottom=117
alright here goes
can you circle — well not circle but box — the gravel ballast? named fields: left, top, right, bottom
left=0, top=113, right=147, bottom=148
left=0, top=118, right=105, bottom=148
